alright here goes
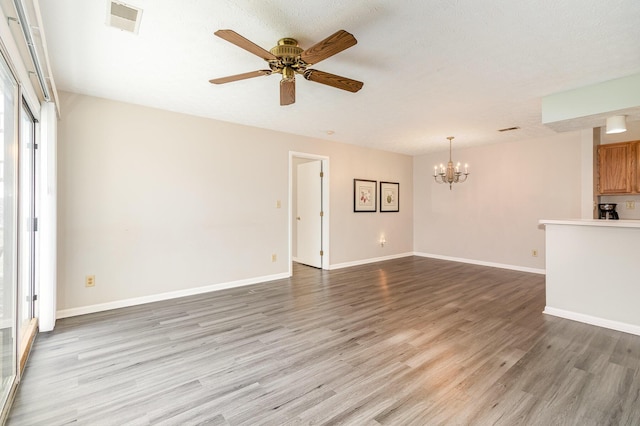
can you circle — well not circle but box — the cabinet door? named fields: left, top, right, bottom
left=635, top=142, right=640, bottom=193
left=598, top=143, right=631, bottom=194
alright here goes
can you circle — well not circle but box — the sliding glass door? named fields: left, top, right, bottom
left=17, top=101, right=36, bottom=356
left=0, top=53, right=18, bottom=407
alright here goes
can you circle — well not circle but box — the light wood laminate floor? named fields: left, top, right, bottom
left=8, top=257, right=640, bottom=425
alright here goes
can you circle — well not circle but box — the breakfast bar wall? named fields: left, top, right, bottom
left=540, top=219, right=640, bottom=336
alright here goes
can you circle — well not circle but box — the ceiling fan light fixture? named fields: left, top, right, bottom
left=282, top=66, right=295, bottom=81
left=605, top=115, right=627, bottom=134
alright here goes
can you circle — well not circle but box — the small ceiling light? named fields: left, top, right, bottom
left=606, top=115, right=627, bottom=134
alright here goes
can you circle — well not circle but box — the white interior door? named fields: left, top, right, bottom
left=296, top=160, right=322, bottom=268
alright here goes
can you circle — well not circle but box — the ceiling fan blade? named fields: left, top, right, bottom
left=209, top=70, right=272, bottom=84
left=300, top=30, right=357, bottom=65
left=280, top=78, right=295, bottom=106
left=303, top=69, right=363, bottom=93
left=214, top=29, right=278, bottom=61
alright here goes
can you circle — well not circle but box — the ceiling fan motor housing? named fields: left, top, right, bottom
left=270, top=38, right=303, bottom=65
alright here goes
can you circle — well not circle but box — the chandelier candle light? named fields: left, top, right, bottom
left=433, top=136, right=469, bottom=190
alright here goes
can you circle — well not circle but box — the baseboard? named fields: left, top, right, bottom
left=413, top=252, right=546, bottom=275
left=19, top=318, right=38, bottom=374
left=56, top=272, right=291, bottom=319
left=56, top=254, right=542, bottom=319
left=329, top=252, right=414, bottom=270
left=544, top=306, right=640, bottom=336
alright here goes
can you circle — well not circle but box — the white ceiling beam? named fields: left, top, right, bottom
left=542, top=73, right=640, bottom=132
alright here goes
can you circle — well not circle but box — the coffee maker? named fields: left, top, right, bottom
left=598, top=203, right=619, bottom=220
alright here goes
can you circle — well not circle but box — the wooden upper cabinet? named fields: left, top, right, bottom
left=597, top=141, right=635, bottom=195
left=635, top=142, right=640, bottom=193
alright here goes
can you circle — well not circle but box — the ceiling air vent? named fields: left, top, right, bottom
left=497, top=126, right=521, bottom=132
left=107, top=1, right=143, bottom=34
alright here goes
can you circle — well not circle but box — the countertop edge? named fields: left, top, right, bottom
left=539, top=219, right=640, bottom=228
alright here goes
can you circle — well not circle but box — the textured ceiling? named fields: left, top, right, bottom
left=36, top=0, right=640, bottom=155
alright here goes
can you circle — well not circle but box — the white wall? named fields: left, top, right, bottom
left=56, top=92, right=413, bottom=312
left=544, top=222, right=640, bottom=335
left=413, top=132, right=582, bottom=271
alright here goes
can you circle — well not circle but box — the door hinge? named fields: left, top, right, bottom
left=320, top=171, right=324, bottom=178
left=26, top=294, right=37, bottom=302
left=320, top=250, right=324, bottom=256
left=33, top=217, right=38, bottom=232
left=320, top=211, right=324, bottom=217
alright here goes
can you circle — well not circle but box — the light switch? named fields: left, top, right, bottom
left=276, top=200, right=281, bottom=209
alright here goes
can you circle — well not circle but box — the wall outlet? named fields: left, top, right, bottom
left=85, top=275, right=95, bottom=287
left=626, top=201, right=635, bottom=209
left=271, top=254, right=277, bottom=262
left=531, top=249, right=538, bottom=257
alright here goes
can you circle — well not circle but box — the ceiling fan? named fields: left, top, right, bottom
left=209, top=29, right=364, bottom=106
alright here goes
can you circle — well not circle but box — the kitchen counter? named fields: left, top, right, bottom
left=540, top=219, right=640, bottom=336
left=540, top=218, right=640, bottom=228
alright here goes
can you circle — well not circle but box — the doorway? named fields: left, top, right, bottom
left=289, top=152, right=330, bottom=275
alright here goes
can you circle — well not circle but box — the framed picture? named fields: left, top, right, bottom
left=354, top=179, right=377, bottom=212
left=380, top=181, right=399, bottom=212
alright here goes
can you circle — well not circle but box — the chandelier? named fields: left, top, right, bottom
left=433, top=136, right=469, bottom=190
